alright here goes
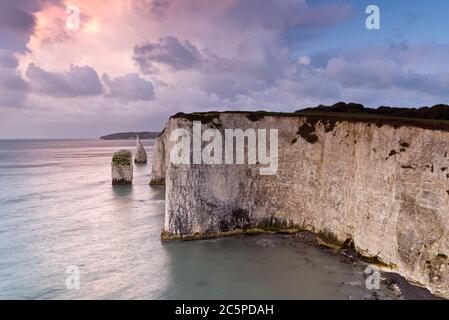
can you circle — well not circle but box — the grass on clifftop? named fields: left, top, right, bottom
left=170, top=103, right=449, bottom=132
left=112, top=150, right=132, bottom=166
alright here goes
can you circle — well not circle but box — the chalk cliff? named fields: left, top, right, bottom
left=150, top=111, right=449, bottom=298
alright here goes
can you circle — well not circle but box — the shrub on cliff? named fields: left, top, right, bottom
left=112, top=150, right=132, bottom=166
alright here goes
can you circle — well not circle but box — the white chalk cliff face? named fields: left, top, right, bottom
left=151, top=112, right=449, bottom=298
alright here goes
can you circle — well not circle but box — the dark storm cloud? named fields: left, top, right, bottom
left=26, top=63, right=103, bottom=97
left=0, top=5, right=36, bottom=34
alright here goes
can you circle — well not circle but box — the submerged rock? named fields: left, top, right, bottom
left=134, top=135, right=147, bottom=164
left=112, top=150, right=133, bottom=185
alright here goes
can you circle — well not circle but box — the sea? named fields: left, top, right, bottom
left=0, top=139, right=404, bottom=299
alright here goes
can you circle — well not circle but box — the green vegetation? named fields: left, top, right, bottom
left=149, top=177, right=165, bottom=186
left=296, top=118, right=319, bottom=144
left=246, top=112, right=267, bottom=122
left=171, top=102, right=449, bottom=133
left=296, top=102, right=449, bottom=132
left=389, top=150, right=398, bottom=157
left=112, top=150, right=132, bottom=166
left=171, top=112, right=219, bottom=123
left=317, top=230, right=342, bottom=249
left=296, top=111, right=449, bottom=132
left=171, top=112, right=222, bottom=128
left=322, top=119, right=338, bottom=132
left=360, top=255, right=398, bottom=269
left=301, top=102, right=449, bottom=120
left=161, top=227, right=301, bottom=241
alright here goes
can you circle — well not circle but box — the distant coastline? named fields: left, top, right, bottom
left=100, top=132, right=160, bottom=140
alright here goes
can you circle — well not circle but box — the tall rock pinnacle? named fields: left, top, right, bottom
left=134, top=134, right=148, bottom=164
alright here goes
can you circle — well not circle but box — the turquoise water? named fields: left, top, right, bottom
left=0, top=139, right=397, bottom=299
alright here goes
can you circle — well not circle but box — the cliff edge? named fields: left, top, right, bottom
left=150, top=106, right=449, bottom=298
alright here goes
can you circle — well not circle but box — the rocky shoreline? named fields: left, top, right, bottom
left=293, top=231, right=443, bottom=300
left=163, top=228, right=443, bottom=300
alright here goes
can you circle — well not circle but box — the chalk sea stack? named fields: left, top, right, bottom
left=112, top=150, right=133, bottom=185
left=151, top=105, right=449, bottom=299
left=134, top=135, right=147, bottom=164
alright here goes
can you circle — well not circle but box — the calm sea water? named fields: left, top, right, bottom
left=0, top=139, right=397, bottom=300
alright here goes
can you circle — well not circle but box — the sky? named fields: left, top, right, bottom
left=1, top=0, right=449, bottom=138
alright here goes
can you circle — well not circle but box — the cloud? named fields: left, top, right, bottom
left=0, top=50, right=19, bottom=68
left=0, top=5, right=36, bottom=52
left=8, top=0, right=449, bottom=138
left=138, top=0, right=352, bottom=30
left=298, top=56, right=311, bottom=66
left=0, top=0, right=64, bottom=52
left=0, top=71, right=29, bottom=108
left=325, top=57, right=397, bottom=89
left=134, top=34, right=294, bottom=99
left=103, top=73, right=155, bottom=101
left=323, top=54, right=449, bottom=99
left=133, top=36, right=202, bottom=73
left=0, top=69, right=28, bottom=92
left=220, top=0, right=352, bottom=30
left=26, top=63, right=103, bottom=97
left=0, top=50, right=28, bottom=108
left=0, top=4, right=36, bottom=34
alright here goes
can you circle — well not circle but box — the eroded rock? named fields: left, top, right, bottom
left=112, top=150, right=133, bottom=185
left=134, top=135, right=147, bottom=164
